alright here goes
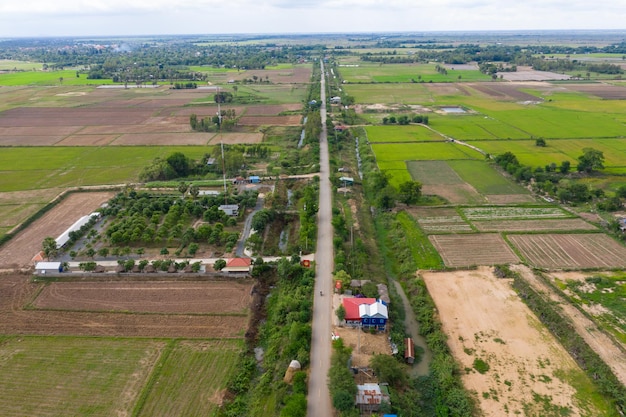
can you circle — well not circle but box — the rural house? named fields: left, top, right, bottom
left=356, top=383, right=390, bottom=413
left=342, top=297, right=388, bottom=330
left=34, top=261, right=63, bottom=274
left=222, top=257, right=252, bottom=274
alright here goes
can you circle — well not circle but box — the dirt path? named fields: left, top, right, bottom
left=512, top=264, right=626, bottom=387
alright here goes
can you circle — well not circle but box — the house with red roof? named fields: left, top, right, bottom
left=222, top=257, right=252, bottom=274
left=342, top=297, right=388, bottom=331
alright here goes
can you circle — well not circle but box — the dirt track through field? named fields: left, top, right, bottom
left=513, top=265, right=626, bottom=387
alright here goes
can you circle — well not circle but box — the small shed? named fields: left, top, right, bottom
left=356, top=383, right=390, bottom=413
left=405, top=338, right=415, bottom=364
left=223, top=257, right=252, bottom=274
left=249, top=175, right=260, bottom=184
left=35, top=262, right=62, bottom=274
left=330, top=96, right=341, bottom=104
left=219, top=204, right=239, bottom=216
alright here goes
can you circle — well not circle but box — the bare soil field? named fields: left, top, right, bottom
left=508, top=233, right=626, bottom=269
left=423, top=267, right=604, bottom=416
left=56, top=134, right=118, bottom=146
left=406, top=207, right=472, bottom=233
left=469, top=83, right=542, bottom=101
left=228, top=67, right=312, bottom=84
left=563, top=83, right=626, bottom=99
left=473, top=218, right=597, bottom=232
left=498, top=67, right=571, bottom=81
left=79, top=122, right=193, bottom=135
left=33, top=280, right=253, bottom=314
left=0, top=107, right=153, bottom=127
left=113, top=132, right=210, bottom=146
left=429, top=234, right=520, bottom=267
left=208, top=132, right=263, bottom=144
left=238, top=115, right=302, bottom=126
left=484, top=194, right=536, bottom=204
left=245, top=104, right=302, bottom=115
left=0, top=192, right=114, bottom=269
left=331, top=326, right=392, bottom=368
left=0, top=273, right=248, bottom=338
left=422, top=183, right=485, bottom=205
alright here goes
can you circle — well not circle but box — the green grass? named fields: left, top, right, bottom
left=429, top=114, right=530, bottom=140
left=0, top=60, right=44, bottom=71
left=0, top=70, right=119, bottom=86
left=0, top=336, right=164, bottom=417
left=0, top=146, right=210, bottom=191
left=406, top=160, right=464, bottom=185
left=366, top=125, right=445, bottom=143
left=137, top=340, right=242, bottom=417
left=564, top=273, right=626, bottom=343
left=339, top=62, right=491, bottom=83
left=343, top=83, right=434, bottom=104
left=448, top=160, right=529, bottom=195
left=371, top=142, right=484, bottom=163
left=396, top=211, right=444, bottom=269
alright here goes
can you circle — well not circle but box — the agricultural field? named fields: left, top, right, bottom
left=447, top=160, right=530, bottom=196
left=137, top=340, right=242, bottom=417
left=406, top=207, right=473, bottom=233
left=365, top=125, right=445, bottom=143
left=423, top=268, right=617, bottom=417
left=337, top=62, right=492, bottom=83
left=473, top=218, right=597, bottom=232
left=508, top=233, right=626, bottom=269
left=461, top=206, right=569, bottom=221
left=429, top=234, right=520, bottom=267
left=0, top=336, right=164, bottom=417
left=33, top=281, right=253, bottom=314
left=406, top=160, right=485, bottom=204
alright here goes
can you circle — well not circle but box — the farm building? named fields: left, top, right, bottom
left=356, top=383, right=390, bottom=413
left=222, top=257, right=252, bottom=274
left=198, top=190, right=220, bottom=196
left=330, top=96, right=342, bottom=104
left=342, top=298, right=388, bottom=330
left=248, top=175, right=260, bottom=184
left=218, top=204, right=239, bottom=216
left=55, top=212, right=101, bottom=248
left=35, top=261, right=63, bottom=274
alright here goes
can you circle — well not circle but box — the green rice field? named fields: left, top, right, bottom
left=0, top=146, right=210, bottom=192
left=366, top=125, right=445, bottom=143
left=338, top=62, right=491, bottom=83
left=448, top=160, right=529, bottom=195
left=0, top=336, right=165, bottom=417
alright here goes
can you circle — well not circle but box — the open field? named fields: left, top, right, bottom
left=423, top=267, right=614, bottom=417
left=34, top=280, right=253, bottom=314
left=473, top=218, right=597, bottom=232
left=447, top=160, right=530, bottom=196
left=429, top=234, right=520, bottom=267
left=137, top=340, right=242, bottom=417
left=0, top=273, right=249, bottom=338
left=508, top=233, right=626, bottom=269
left=338, top=62, right=492, bottom=83
left=0, top=336, right=164, bottom=417
left=0, top=192, right=114, bottom=268
left=461, top=206, right=569, bottom=220
left=365, top=125, right=445, bottom=143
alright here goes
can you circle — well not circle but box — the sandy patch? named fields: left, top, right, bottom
left=423, top=267, right=600, bottom=416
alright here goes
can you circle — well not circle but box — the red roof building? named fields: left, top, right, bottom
left=223, top=257, right=252, bottom=273
left=342, top=297, right=377, bottom=322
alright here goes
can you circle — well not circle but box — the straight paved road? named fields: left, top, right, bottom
left=307, top=60, right=334, bottom=416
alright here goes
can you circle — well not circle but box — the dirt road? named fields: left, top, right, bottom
left=307, top=60, right=333, bottom=417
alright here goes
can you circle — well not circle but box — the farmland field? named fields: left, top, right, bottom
left=429, top=234, right=520, bottom=267
left=406, top=160, right=485, bottom=204
left=508, top=234, right=626, bottom=269
left=473, top=218, right=597, bottom=232
left=407, top=207, right=473, bottom=233
left=33, top=281, right=254, bottom=314
left=137, top=340, right=242, bottom=417
left=447, top=160, right=530, bottom=196
left=461, top=206, right=569, bottom=220
left=0, top=336, right=164, bottom=417
left=423, top=267, right=615, bottom=417
left=365, top=125, right=445, bottom=143
left=338, top=62, right=492, bottom=83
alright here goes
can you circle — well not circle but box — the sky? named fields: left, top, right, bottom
left=0, top=0, right=624, bottom=38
